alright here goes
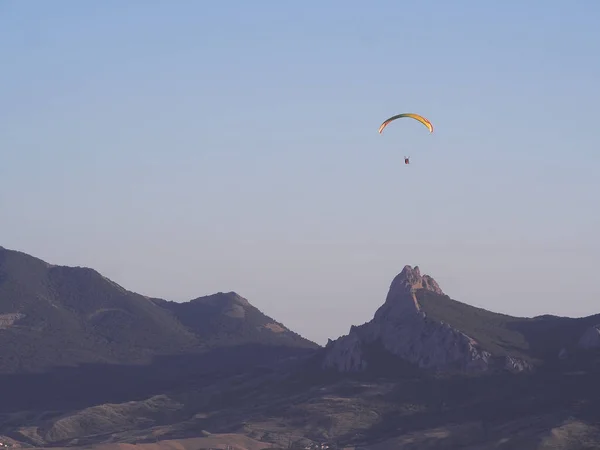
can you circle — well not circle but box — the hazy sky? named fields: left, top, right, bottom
left=1, top=1, right=599, bottom=345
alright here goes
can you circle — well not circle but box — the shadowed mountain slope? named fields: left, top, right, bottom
left=0, top=245, right=318, bottom=412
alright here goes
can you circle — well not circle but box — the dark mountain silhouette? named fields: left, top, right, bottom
left=0, top=245, right=317, bottom=412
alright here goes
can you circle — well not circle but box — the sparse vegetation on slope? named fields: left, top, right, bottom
left=0, top=246, right=318, bottom=413
left=155, top=292, right=315, bottom=348
left=418, top=289, right=600, bottom=366
left=0, top=246, right=316, bottom=372
left=417, top=290, right=532, bottom=360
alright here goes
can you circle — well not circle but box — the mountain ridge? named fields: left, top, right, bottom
left=0, top=245, right=318, bottom=375
left=321, top=265, right=600, bottom=376
left=4, top=245, right=600, bottom=378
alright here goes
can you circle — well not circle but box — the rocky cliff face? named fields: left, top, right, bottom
left=322, top=265, right=531, bottom=374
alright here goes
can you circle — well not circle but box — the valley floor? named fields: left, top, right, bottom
left=3, top=368, right=600, bottom=450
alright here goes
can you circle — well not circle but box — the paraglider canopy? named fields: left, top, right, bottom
left=378, top=113, right=433, bottom=134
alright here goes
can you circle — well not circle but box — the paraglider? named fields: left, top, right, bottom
left=378, top=113, right=433, bottom=164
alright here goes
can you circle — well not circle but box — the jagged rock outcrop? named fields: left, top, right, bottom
left=578, top=324, right=600, bottom=349
left=322, top=265, right=531, bottom=374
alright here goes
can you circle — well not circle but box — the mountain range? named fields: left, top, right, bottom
left=0, top=245, right=316, bottom=414
left=1, top=245, right=600, bottom=449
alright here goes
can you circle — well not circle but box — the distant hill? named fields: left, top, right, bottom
left=0, top=245, right=318, bottom=412
left=154, top=292, right=314, bottom=349
left=0, top=245, right=316, bottom=374
left=322, top=265, right=600, bottom=375
left=0, top=246, right=193, bottom=373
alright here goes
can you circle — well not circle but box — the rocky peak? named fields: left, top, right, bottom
left=322, top=265, right=531, bottom=375
left=192, top=291, right=250, bottom=307
left=392, top=265, right=444, bottom=295
left=373, top=265, right=443, bottom=322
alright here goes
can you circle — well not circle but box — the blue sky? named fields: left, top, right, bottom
left=1, top=1, right=599, bottom=344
